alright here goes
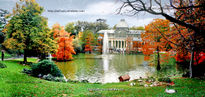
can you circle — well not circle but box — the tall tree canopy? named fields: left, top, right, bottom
left=65, top=22, right=76, bottom=35
left=119, top=0, right=204, bottom=38
left=142, top=19, right=171, bottom=70
left=0, top=9, right=9, bottom=45
left=52, top=23, right=76, bottom=61
left=119, top=0, right=205, bottom=78
left=3, top=0, right=56, bottom=63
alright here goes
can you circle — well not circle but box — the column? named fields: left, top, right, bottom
left=116, top=41, right=118, bottom=49
left=111, top=40, right=113, bottom=48
left=118, top=41, right=120, bottom=49
left=113, top=40, right=116, bottom=48
left=123, top=41, right=125, bottom=49
left=120, top=40, right=122, bottom=48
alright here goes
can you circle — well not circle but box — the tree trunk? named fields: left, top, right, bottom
left=157, top=46, right=161, bottom=71
left=24, top=49, right=27, bottom=63
left=189, top=48, right=194, bottom=78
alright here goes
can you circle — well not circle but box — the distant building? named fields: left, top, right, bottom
left=97, top=19, right=144, bottom=51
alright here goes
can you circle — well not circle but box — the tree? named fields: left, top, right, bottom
left=118, top=0, right=204, bottom=38
left=133, top=41, right=142, bottom=52
left=119, top=0, right=205, bottom=78
left=52, top=23, right=76, bottom=61
left=126, top=37, right=133, bottom=54
left=0, top=9, right=9, bottom=46
left=3, top=0, right=56, bottom=63
left=65, top=22, right=76, bottom=36
left=72, top=36, right=83, bottom=54
left=82, top=30, right=95, bottom=53
left=97, top=34, right=104, bottom=54
left=75, top=21, right=109, bottom=33
left=142, top=19, right=171, bottom=71
left=130, top=26, right=144, bottom=30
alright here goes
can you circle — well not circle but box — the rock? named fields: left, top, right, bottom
left=153, top=81, right=159, bottom=86
left=138, top=79, right=143, bottom=82
left=119, top=74, right=130, bottom=82
left=38, top=74, right=42, bottom=78
left=165, top=88, right=176, bottom=94
left=144, top=84, right=148, bottom=87
left=130, top=82, right=136, bottom=86
left=63, top=76, right=68, bottom=82
left=81, top=80, right=89, bottom=83
left=139, top=82, right=144, bottom=86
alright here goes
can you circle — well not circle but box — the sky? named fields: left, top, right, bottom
left=0, top=0, right=163, bottom=28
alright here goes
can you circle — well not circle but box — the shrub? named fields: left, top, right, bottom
left=158, top=77, right=171, bottom=83
left=54, top=77, right=66, bottom=82
left=0, top=62, right=7, bottom=68
left=42, top=74, right=55, bottom=81
left=31, top=60, right=63, bottom=77
left=22, top=68, right=32, bottom=74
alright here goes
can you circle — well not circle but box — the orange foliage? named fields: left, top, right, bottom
left=133, top=41, right=142, bottom=52
left=84, top=32, right=94, bottom=53
left=142, top=19, right=171, bottom=55
left=97, top=34, right=103, bottom=53
left=172, top=0, right=205, bottom=64
left=52, top=23, right=76, bottom=61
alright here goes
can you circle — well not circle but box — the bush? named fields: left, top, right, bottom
left=31, top=60, right=63, bottom=77
left=158, top=77, right=171, bottom=83
left=42, top=74, right=55, bottom=81
left=0, top=62, right=7, bottom=68
left=22, top=68, right=32, bottom=74
left=54, top=77, right=66, bottom=82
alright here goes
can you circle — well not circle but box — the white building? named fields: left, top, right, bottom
left=98, top=19, right=144, bottom=51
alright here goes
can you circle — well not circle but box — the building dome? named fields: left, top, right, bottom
left=116, top=19, right=129, bottom=28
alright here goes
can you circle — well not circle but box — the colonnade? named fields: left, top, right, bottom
left=109, top=39, right=129, bottom=49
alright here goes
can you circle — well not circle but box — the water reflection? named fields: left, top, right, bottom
left=55, top=54, right=171, bottom=83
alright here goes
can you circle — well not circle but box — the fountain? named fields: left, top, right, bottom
left=103, top=31, right=109, bottom=54
left=48, top=53, right=52, bottom=61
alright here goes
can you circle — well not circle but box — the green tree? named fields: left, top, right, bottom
left=3, top=0, right=56, bottom=63
left=65, top=22, right=76, bottom=35
left=130, top=26, right=144, bottom=30
left=0, top=9, right=9, bottom=46
left=75, top=21, right=108, bottom=33
left=80, top=30, right=97, bottom=52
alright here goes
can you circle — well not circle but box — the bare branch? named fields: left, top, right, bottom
left=150, top=23, right=179, bottom=47
left=170, top=0, right=203, bottom=9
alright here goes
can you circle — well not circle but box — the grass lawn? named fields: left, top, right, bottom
left=0, top=58, right=204, bottom=97
left=0, top=52, right=13, bottom=59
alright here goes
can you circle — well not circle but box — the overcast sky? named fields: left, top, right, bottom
left=0, top=0, right=163, bottom=28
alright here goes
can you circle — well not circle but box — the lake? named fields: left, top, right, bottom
left=55, top=53, right=177, bottom=83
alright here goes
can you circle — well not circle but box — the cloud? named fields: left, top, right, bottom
left=0, top=0, right=17, bottom=2
left=85, top=1, right=120, bottom=16
left=57, top=1, right=121, bottom=16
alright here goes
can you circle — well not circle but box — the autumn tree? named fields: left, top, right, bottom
left=142, top=19, right=171, bottom=71
left=3, top=0, right=56, bottom=63
left=133, top=41, right=142, bottom=53
left=119, top=0, right=205, bottom=78
left=118, top=0, right=204, bottom=38
left=52, top=23, right=76, bottom=61
left=126, top=37, right=133, bottom=54
left=96, top=34, right=104, bottom=54
left=82, top=30, right=96, bottom=53
left=72, top=36, right=83, bottom=54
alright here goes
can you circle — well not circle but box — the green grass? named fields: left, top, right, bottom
left=0, top=58, right=204, bottom=97
left=0, top=52, right=13, bottom=59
